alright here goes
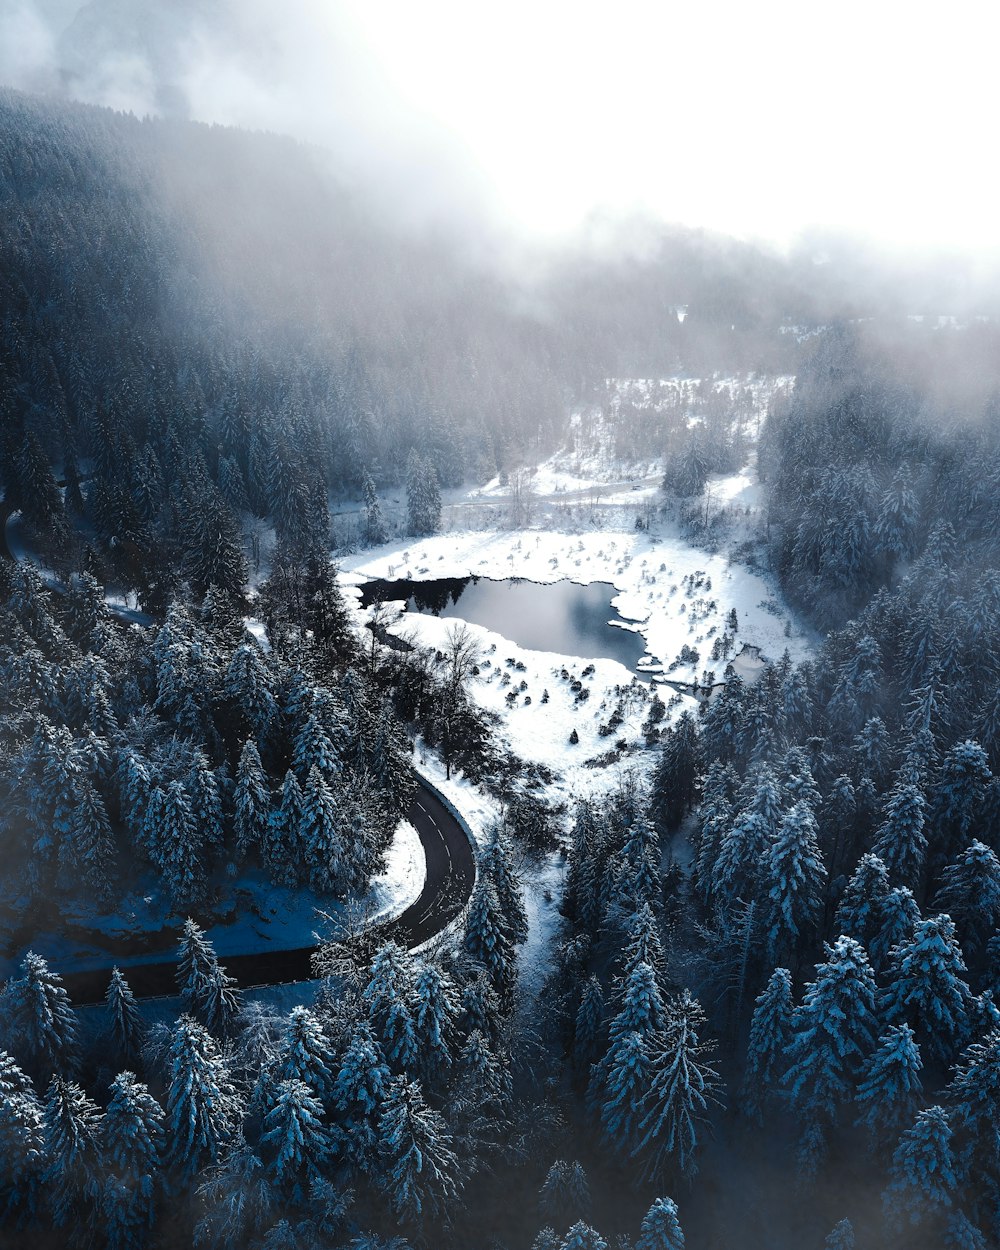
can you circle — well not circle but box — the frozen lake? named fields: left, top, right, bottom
left=359, top=575, right=648, bottom=672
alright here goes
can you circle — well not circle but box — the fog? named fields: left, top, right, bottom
left=2, top=0, right=998, bottom=257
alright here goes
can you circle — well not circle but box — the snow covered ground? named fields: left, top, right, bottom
left=341, top=515, right=810, bottom=813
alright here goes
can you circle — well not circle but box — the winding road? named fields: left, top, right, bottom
left=59, top=779, right=476, bottom=1005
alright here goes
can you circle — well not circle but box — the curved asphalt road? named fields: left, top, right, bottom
left=59, top=779, right=476, bottom=1004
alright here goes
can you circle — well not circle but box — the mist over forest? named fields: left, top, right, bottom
left=2, top=4, right=1000, bottom=1250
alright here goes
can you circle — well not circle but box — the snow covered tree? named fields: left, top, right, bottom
left=855, top=1024, right=923, bottom=1143
left=883, top=1106, right=958, bottom=1230
left=224, top=645, right=277, bottom=742
left=872, top=782, right=928, bottom=892
left=333, top=1021, right=390, bottom=1169
left=931, top=740, right=992, bottom=856
left=147, top=779, right=205, bottom=905
left=595, top=1029, right=655, bottom=1161
left=260, top=1078, right=330, bottom=1202
left=712, top=768, right=782, bottom=908
left=464, top=877, right=516, bottom=1003
left=763, top=801, right=827, bottom=964
left=783, top=937, right=878, bottom=1127
left=944, top=1027, right=1000, bottom=1181
left=944, top=1212, right=989, bottom=1250
left=364, top=944, right=419, bottom=1074
left=201, top=964, right=243, bottom=1039
left=933, top=840, right=1000, bottom=958
left=234, top=739, right=271, bottom=861
left=405, top=451, right=441, bottom=536
left=101, top=1071, right=164, bottom=1250
left=573, top=976, right=606, bottom=1074
left=539, top=1158, right=591, bottom=1226
left=278, top=1006, right=337, bottom=1106
left=267, top=770, right=305, bottom=883
left=300, top=765, right=345, bottom=894
left=481, top=823, right=529, bottom=944
left=294, top=716, right=341, bottom=784
left=637, top=991, right=722, bottom=1180
left=2, top=951, right=80, bottom=1079
left=193, top=1141, right=277, bottom=1250
left=378, top=1077, right=461, bottom=1227
left=636, top=1196, right=685, bottom=1250
left=412, top=963, right=457, bottom=1088
left=165, top=1016, right=240, bottom=1187
left=177, top=919, right=223, bottom=1015
left=824, top=1219, right=855, bottom=1249
left=0, top=1050, right=45, bottom=1223
left=42, top=1075, right=102, bottom=1227
left=71, top=777, right=115, bottom=894
left=869, top=885, right=921, bottom=973
left=833, top=853, right=890, bottom=951
left=741, top=966, right=794, bottom=1120
left=559, top=1222, right=608, bottom=1250
left=884, top=914, right=971, bottom=1063
left=610, top=960, right=667, bottom=1043
left=362, top=469, right=389, bottom=546
left=106, top=967, right=144, bottom=1062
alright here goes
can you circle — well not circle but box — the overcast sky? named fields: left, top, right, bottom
left=1, top=0, right=996, bottom=251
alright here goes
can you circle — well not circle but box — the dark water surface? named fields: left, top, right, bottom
left=359, top=575, right=647, bottom=671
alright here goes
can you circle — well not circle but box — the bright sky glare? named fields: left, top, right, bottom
left=335, top=0, right=998, bottom=249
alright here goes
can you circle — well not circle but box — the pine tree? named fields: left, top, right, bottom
left=405, top=451, right=442, bottom=537
left=464, top=877, right=516, bottom=1002
left=177, top=918, right=221, bottom=1013
left=260, top=1078, right=330, bottom=1202
left=106, top=967, right=144, bottom=1062
left=363, top=944, right=419, bottom=1074
left=559, top=1221, right=608, bottom=1250
left=234, top=739, right=271, bottom=861
left=71, top=777, right=115, bottom=894
left=333, top=1021, right=390, bottom=1169
left=224, top=645, right=278, bottom=741
left=855, top=1024, right=923, bottom=1143
left=931, top=740, right=992, bottom=856
left=278, top=1006, right=337, bottom=1106
left=596, top=1029, right=655, bottom=1160
left=783, top=937, right=879, bottom=1125
left=0, top=1050, right=45, bottom=1223
left=873, top=782, right=928, bottom=891
left=202, top=964, right=243, bottom=1039
left=741, top=967, right=794, bottom=1120
left=267, top=770, right=305, bottom=883
left=2, top=950, right=80, bottom=1078
left=101, top=1071, right=164, bottom=1250
left=712, top=768, right=782, bottom=908
left=165, top=1016, right=240, bottom=1187
left=869, top=885, right=921, bottom=973
left=883, top=1106, right=958, bottom=1229
left=42, top=1076, right=102, bottom=1227
left=481, top=823, right=529, bottom=944
left=149, top=779, right=205, bottom=905
left=300, top=765, right=345, bottom=894
left=539, top=1158, right=591, bottom=1226
left=378, top=1077, right=461, bottom=1226
left=944, top=1028, right=1000, bottom=1181
left=944, top=1212, right=988, bottom=1250
left=193, top=1141, right=277, bottom=1250
left=362, top=469, right=389, bottom=546
left=833, top=854, right=891, bottom=950
left=455, top=1028, right=511, bottom=1114
left=824, top=1219, right=855, bottom=1249
left=637, top=992, right=722, bottom=1180
left=573, top=976, right=606, bottom=1073
left=412, top=963, right=457, bottom=1087
left=885, top=915, right=971, bottom=1063
left=933, top=840, right=1000, bottom=957
left=763, top=801, right=827, bottom=963
left=636, top=1196, right=685, bottom=1250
